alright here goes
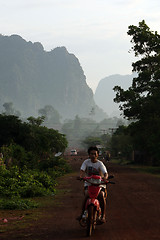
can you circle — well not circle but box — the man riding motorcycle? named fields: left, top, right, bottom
left=77, top=146, right=108, bottom=223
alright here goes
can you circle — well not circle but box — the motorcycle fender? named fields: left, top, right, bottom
left=86, top=198, right=100, bottom=211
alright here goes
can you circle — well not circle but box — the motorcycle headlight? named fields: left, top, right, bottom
left=90, top=178, right=101, bottom=184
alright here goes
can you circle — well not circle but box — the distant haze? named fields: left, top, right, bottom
left=94, top=74, right=135, bottom=117
left=0, top=0, right=159, bottom=92
left=0, top=34, right=107, bottom=121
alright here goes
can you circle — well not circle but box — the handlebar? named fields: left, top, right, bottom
left=108, top=175, right=114, bottom=180
left=107, top=181, right=115, bottom=184
left=77, top=175, right=115, bottom=185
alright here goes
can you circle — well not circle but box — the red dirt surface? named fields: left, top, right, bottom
left=0, top=156, right=160, bottom=240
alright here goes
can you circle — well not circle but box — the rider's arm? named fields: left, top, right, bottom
left=99, top=161, right=108, bottom=180
left=103, top=172, right=108, bottom=181
left=80, top=169, right=85, bottom=178
left=79, top=159, right=87, bottom=178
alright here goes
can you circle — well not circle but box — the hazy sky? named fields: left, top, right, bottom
left=0, top=0, right=160, bottom=92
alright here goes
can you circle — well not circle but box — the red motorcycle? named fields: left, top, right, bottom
left=77, top=175, right=114, bottom=237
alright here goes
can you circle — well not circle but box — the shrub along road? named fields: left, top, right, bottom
left=0, top=156, right=160, bottom=240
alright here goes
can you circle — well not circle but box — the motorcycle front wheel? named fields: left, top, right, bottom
left=86, top=205, right=95, bottom=237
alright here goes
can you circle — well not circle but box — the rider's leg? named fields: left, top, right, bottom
left=77, top=187, right=89, bottom=220
left=98, top=190, right=106, bottom=222
left=81, top=188, right=89, bottom=215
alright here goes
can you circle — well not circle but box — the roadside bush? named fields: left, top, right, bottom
left=0, top=198, right=38, bottom=210
left=1, top=144, right=38, bottom=169
left=0, top=114, right=70, bottom=209
left=0, top=166, right=56, bottom=198
left=19, top=169, right=56, bottom=197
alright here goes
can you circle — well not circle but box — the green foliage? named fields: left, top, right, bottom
left=114, top=20, right=160, bottom=121
left=27, top=116, right=45, bottom=126
left=39, top=156, right=71, bottom=174
left=0, top=198, right=38, bottom=210
left=110, top=126, right=133, bottom=160
left=1, top=144, right=37, bottom=169
left=0, top=114, right=68, bottom=162
left=113, top=20, right=160, bottom=165
left=0, top=166, right=56, bottom=198
left=0, top=156, right=71, bottom=210
left=0, top=114, right=23, bottom=146
left=0, top=112, right=70, bottom=209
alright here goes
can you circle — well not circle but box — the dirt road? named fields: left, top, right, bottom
left=1, top=156, right=160, bottom=240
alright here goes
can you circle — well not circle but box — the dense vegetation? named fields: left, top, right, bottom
left=81, top=21, right=160, bottom=167
left=0, top=114, right=70, bottom=209
left=113, top=20, right=160, bottom=166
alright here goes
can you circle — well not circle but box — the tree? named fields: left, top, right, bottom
left=113, top=20, right=160, bottom=164
left=38, top=105, right=61, bottom=125
left=3, top=102, right=21, bottom=116
left=27, top=116, right=45, bottom=126
left=114, top=20, right=160, bottom=120
left=110, top=126, right=133, bottom=159
left=0, top=114, right=68, bottom=160
left=83, top=136, right=102, bottom=148
left=0, top=114, right=23, bottom=146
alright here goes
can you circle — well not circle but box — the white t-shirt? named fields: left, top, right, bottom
left=80, top=159, right=107, bottom=187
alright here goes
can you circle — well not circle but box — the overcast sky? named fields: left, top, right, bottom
left=0, top=0, right=160, bottom=92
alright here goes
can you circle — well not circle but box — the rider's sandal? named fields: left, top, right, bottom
left=100, top=217, right=106, bottom=223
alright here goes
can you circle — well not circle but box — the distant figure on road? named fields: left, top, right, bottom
left=104, top=151, right=110, bottom=162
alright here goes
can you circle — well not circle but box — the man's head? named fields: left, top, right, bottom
left=88, top=146, right=99, bottom=155
left=88, top=146, right=99, bottom=162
